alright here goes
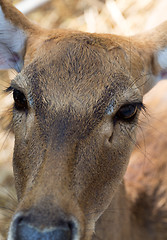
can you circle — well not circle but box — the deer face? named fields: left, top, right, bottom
left=10, top=36, right=143, bottom=239
left=0, top=1, right=167, bottom=240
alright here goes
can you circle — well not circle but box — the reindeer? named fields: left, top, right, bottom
left=0, top=0, right=167, bottom=239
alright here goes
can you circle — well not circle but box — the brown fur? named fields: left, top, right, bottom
left=94, top=81, right=167, bottom=240
left=0, top=0, right=167, bottom=239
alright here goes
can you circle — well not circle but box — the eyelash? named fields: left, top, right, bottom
left=5, top=86, right=14, bottom=93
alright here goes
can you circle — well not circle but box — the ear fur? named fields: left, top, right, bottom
left=157, top=48, right=167, bottom=78
left=151, top=21, right=167, bottom=81
left=132, top=21, right=167, bottom=94
left=0, top=6, right=26, bottom=72
left=0, top=0, right=37, bottom=72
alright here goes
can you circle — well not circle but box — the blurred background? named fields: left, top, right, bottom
left=0, top=0, right=167, bottom=238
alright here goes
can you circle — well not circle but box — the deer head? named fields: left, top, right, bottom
left=0, top=0, right=167, bottom=239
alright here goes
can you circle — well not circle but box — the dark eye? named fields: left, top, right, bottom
left=13, top=89, right=28, bottom=111
left=115, top=103, right=141, bottom=122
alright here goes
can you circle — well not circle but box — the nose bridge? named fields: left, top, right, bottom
left=12, top=109, right=87, bottom=238
left=30, top=110, right=80, bottom=196
left=31, top=139, right=77, bottom=201
left=20, top=129, right=81, bottom=213
left=15, top=140, right=85, bottom=238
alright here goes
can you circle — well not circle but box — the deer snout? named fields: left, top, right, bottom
left=8, top=212, right=79, bottom=240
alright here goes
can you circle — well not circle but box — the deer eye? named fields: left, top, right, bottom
left=115, top=103, right=143, bottom=122
left=13, top=89, right=28, bottom=111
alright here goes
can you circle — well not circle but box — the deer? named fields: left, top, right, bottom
left=0, top=0, right=167, bottom=239
left=93, top=80, right=167, bottom=240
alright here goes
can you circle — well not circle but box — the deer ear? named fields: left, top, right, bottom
left=155, top=47, right=167, bottom=80
left=0, top=0, right=36, bottom=72
left=151, top=22, right=167, bottom=82
left=147, top=21, right=167, bottom=91
left=131, top=21, right=167, bottom=94
left=0, top=6, right=26, bottom=72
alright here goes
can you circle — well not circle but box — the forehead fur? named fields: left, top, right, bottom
left=23, top=34, right=139, bottom=112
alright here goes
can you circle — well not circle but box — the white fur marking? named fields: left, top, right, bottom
left=106, top=99, right=115, bottom=115
left=157, top=48, right=167, bottom=69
